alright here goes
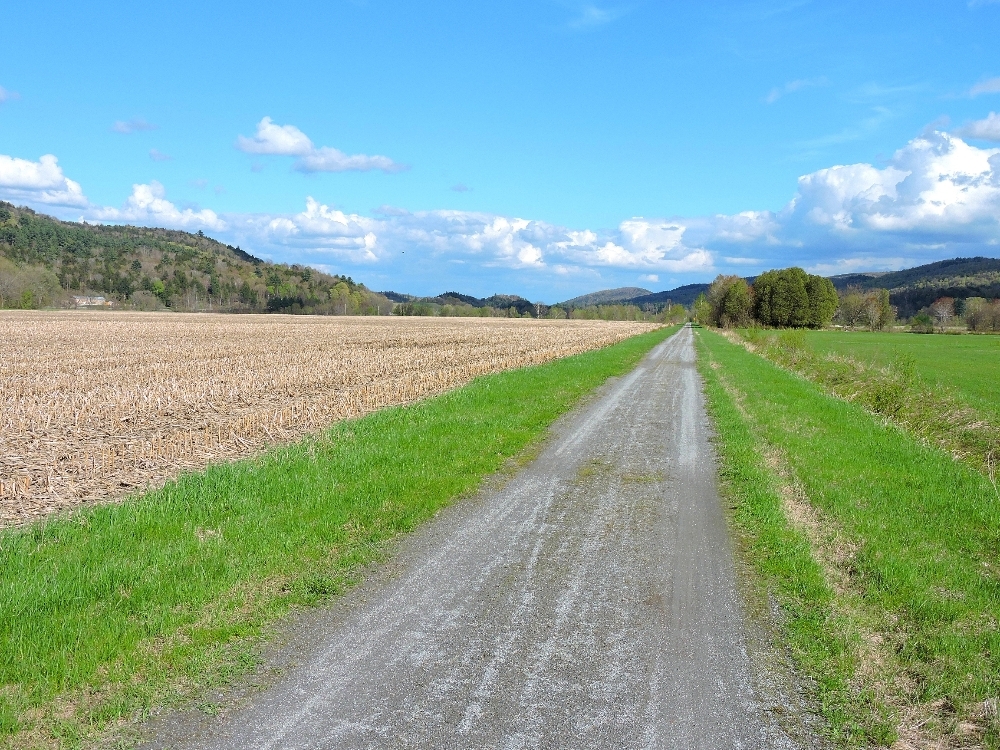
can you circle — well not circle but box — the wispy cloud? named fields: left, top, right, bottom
left=955, top=112, right=1000, bottom=141
left=764, top=77, right=827, bottom=104
left=451, top=183, right=472, bottom=193
left=756, top=0, right=812, bottom=18
left=847, top=81, right=927, bottom=104
left=0, top=85, right=20, bottom=104
left=235, top=117, right=406, bottom=173
left=970, top=77, right=1000, bottom=96
left=806, top=256, right=907, bottom=275
left=112, top=118, right=158, bottom=134
left=149, top=148, right=172, bottom=162
left=796, top=106, right=892, bottom=151
left=563, top=2, right=629, bottom=30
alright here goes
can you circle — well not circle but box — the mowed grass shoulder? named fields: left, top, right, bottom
left=804, top=330, right=1000, bottom=421
left=696, top=329, right=1000, bottom=748
left=0, top=325, right=675, bottom=748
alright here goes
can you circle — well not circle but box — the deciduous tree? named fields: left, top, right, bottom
left=706, top=275, right=753, bottom=327
left=929, top=297, right=955, bottom=330
left=863, top=289, right=894, bottom=331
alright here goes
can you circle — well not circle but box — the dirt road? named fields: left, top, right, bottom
left=146, top=325, right=802, bottom=749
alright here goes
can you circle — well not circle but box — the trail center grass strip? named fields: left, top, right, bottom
left=0, top=325, right=676, bottom=749
left=695, top=328, right=1000, bottom=749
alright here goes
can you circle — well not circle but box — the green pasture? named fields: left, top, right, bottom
left=804, top=330, right=1000, bottom=421
left=697, top=329, right=1000, bottom=748
left=0, top=325, right=676, bottom=748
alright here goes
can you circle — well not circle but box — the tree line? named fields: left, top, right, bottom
left=910, top=296, right=1000, bottom=333
left=694, top=267, right=1000, bottom=334
left=393, top=300, right=687, bottom=322
left=694, top=268, right=845, bottom=329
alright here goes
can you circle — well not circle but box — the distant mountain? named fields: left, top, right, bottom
left=438, top=290, right=485, bottom=307
left=558, top=283, right=711, bottom=310
left=377, top=290, right=539, bottom=316
left=828, top=256, right=1000, bottom=317
left=0, top=202, right=390, bottom=314
left=480, top=294, right=536, bottom=315
left=562, top=256, right=1000, bottom=318
left=559, top=286, right=652, bottom=308
left=628, top=284, right=712, bottom=308
left=379, top=290, right=413, bottom=303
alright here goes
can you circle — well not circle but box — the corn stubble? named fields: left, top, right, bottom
left=1, top=311, right=654, bottom=526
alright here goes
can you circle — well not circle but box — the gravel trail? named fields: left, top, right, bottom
left=146, top=325, right=802, bottom=749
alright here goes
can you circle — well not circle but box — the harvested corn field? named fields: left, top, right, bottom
left=0, top=311, right=655, bottom=526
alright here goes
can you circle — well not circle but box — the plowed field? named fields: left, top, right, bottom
left=1, top=312, right=654, bottom=526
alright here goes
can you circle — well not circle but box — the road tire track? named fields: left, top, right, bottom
left=144, top=325, right=805, bottom=749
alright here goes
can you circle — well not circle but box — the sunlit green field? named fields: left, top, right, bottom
left=804, top=330, right=1000, bottom=421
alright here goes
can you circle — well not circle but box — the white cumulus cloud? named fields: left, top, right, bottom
left=223, top=199, right=716, bottom=276
left=5, top=128, right=999, bottom=296
left=0, top=154, right=87, bottom=207
left=89, top=181, right=225, bottom=231
left=230, top=197, right=381, bottom=264
left=235, top=117, right=312, bottom=156
left=235, top=117, right=404, bottom=173
left=706, top=130, right=1000, bottom=269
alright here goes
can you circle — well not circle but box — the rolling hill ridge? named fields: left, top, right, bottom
left=0, top=202, right=391, bottom=313
left=563, top=257, right=1000, bottom=317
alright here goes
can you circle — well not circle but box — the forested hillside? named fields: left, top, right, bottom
left=384, top=290, right=543, bottom=317
left=559, top=287, right=652, bottom=308
left=829, top=256, right=1000, bottom=317
left=0, top=202, right=392, bottom=314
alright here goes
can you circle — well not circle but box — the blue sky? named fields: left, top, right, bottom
left=1, top=0, right=999, bottom=301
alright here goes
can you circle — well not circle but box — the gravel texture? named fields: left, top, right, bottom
left=143, top=325, right=805, bottom=749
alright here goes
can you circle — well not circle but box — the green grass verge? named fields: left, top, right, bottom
left=696, top=328, right=1000, bottom=748
left=804, top=330, right=1000, bottom=422
left=0, top=324, right=676, bottom=748
left=739, top=328, right=1000, bottom=479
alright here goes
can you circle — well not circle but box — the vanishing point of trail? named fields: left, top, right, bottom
left=148, top=326, right=802, bottom=749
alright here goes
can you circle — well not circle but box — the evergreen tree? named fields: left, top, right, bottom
left=805, top=275, right=838, bottom=327
left=752, top=267, right=834, bottom=328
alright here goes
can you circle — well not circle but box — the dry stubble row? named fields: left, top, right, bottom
left=1, top=311, right=655, bottom=526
